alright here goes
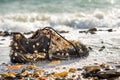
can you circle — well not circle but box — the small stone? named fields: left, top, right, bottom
left=49, top=60, right=61, bottom=65
left=69, top=68, right=77, bottom=73
left=79, top=31, right=86, bottom=33
left=88, top=47, right=93, bottom=50
left=53, top=71, right=68, bottom=77
left=58, top=30, right=69, bottom=33
left=34, top=69, right=45, bottom=76
left=72, top=75, right=76, bottom=78
left=97, top=70, right=120, bottom=79
left=88, top=28, right=97, bottom=32
left=100, top=63, right=107, bottom=68
left=87, top=28, right=97, bottom=34
left=77, top=68, right=82, bottom=71
left=99, top=46, right=105, bottom=51
left=108, top=29, right=113, bottom=32
left=0, top=31, right=10, bottom=36
left=34, top=72, right=40, bottom=78
left=84, top=65, right=101, bottom=72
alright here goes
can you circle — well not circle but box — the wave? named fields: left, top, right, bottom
left=0, top=9, right=120, bottom=32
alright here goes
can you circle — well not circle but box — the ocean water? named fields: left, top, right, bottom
left=0, top=0, right=120, bottom=32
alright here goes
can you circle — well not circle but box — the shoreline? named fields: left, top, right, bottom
left=0, top=28, right=120, bottom=79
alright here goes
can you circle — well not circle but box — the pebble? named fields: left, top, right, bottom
left=69, top=68, right=77, bottom=73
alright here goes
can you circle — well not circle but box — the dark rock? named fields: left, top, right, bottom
left=62, top=67, right=66, bottom=69
left=79, top=31, right=86, bottom=33
left=4, top=77, right=15, bottom=80
left=58, top=30, right=69, bottom=33
left=24, top=31, right=34, bottom=35
left=108, top=29, right=113, bottom=32
left=84, top=65, right=101, bottom=72
left=99, top=46, right=105, bottom=51
left=82, top=64, right=120, bottom=79
left=101, top=41, right=104, bottom=44
left=97, top=70, right=120, bottom=79
left=87, top=28, right=97, bottom=34
left=0, top=31, right=10, bottom=36
left=88, top=47, right=93, bottom=50
left=77, top=68, right=82, bottom=71
left=88, top=28, right=97, bottom=32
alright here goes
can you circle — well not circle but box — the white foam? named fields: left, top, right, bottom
left=0, top=9, right=120, bottom=32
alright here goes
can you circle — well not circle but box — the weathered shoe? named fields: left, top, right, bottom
left=10, top=27, right=89, bottom=63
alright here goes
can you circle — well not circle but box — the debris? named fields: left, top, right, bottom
left=10, top=27, right=89, bottom=63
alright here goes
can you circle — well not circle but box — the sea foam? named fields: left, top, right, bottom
left=0, top=9, right=120, bottom=32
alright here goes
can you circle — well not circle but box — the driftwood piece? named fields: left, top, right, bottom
left=10, top=27, right=89, bottom=63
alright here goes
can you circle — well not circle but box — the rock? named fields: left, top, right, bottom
left=82, top=65, right=101, bottom=78
left=0, top=31, right=10, bottom=36
left=20, top=69, right=29, bottom=77
left=88, top=47, right=93, bottom=51
left=49, top=60, right=61, bottom=65
left=87, top=28, right=97, bottom=34
left=108, top=29, right=113, bottom=32
left=99, top=46, right=105, bottom=51
left=24, top=31, right=34, bottom=35
left=34, top=71, right=40, bottom=78
left=82, top=64, right=120, bottom=79
left=101, top=41, right=104, bottom=44
left=84, top=65, right=101, bottom=72
left=53, top=71, right=68, bottom=77
left=97, top=70, right=120, bottom=79
left=58, top=30, right=69, bottom=33
left=77, top=68, right=82, bottom=71
left=69, top=68, right=77, bottom=73
left=88, top=28, right=97, bottom=32
left=79, top=31, right=86, bottom=33
left=34, top=69, right=45, bottom=77
left=100, top=63, right=111, bottom=70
